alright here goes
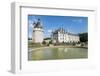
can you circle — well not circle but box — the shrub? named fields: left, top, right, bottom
left=42, top=40, right=46, bottom=45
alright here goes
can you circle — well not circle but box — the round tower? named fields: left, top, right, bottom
left=32, top=19, right=43, bottom=43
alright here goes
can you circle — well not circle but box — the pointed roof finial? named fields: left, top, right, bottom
left=38, top=18, right=40, bottom=21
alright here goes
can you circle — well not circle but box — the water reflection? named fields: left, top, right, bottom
left=28, top=47, right=88, bottom=60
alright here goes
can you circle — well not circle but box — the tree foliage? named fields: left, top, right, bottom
left=28, top=38, right=32, bottom=40
left=42, top=40, right=46, bottom=45
left=79, top=33, right=88, bottom=42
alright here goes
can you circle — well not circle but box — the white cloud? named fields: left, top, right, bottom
left=72, top=19, right=82, bottom=23
left=28, top=32, right=32, bottom=38
left=47, top=29, right=52, bottom=33
left=29, top=20, right=33, bottom=28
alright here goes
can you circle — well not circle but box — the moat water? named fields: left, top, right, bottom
left=28, top=47, right=88, bottom=60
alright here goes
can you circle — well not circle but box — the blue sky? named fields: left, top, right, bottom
left=28, top=15, right=88, bottom=38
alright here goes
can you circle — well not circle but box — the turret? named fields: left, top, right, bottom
left=32, top=19, right=44, bottom=43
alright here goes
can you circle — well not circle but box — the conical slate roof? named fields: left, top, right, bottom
left=33, top=19, right=43, bottom=28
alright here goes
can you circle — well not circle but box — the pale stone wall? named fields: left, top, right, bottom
left=32, top=28, right=43, bottom=43
left=52, top=31, right=80, bottom=43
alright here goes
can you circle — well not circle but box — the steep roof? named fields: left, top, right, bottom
left=52, top=28, right=66, bottom=34
left=33, top=19, right=43, bottom=28
left=52, top=27, right=79, bottom=36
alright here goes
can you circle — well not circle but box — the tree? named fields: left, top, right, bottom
left=28, top=38, right=32, bottom=40
left=79, top=33, right=88, bottom=42
left=42, top=40, right=46, bottom=45
left=49, top=40, right=52, bottom=44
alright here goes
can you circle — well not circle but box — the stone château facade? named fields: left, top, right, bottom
left=51, top=28, right=79, bottom=43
